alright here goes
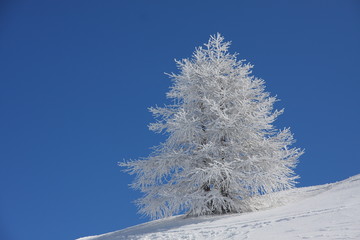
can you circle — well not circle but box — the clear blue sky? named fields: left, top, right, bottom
left=1, top=1, right=359, bottom=240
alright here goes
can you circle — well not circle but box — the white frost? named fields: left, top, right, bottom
left=121, top=34, right=303, bottom=218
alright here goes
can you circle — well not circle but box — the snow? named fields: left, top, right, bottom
left=77, top=174, right=360, bottom=240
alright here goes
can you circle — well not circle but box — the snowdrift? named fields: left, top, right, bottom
left=78, top=174, right=360, bottom=240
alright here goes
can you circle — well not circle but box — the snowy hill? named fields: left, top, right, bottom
left=78, top=175, right=360, bottom=240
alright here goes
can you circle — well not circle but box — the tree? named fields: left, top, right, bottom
left=121, top=33, right=303, bottom=219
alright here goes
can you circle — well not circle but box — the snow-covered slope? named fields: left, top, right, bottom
left=78, top=174, right=360, bottom=240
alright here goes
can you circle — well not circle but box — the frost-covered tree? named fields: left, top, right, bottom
left=121, top=33, right=303, bottom=219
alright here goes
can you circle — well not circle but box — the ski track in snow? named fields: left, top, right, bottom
left=78, top=175, right=360, bottom=240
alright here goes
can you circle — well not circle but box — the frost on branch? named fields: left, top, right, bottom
left=120, top=33, right=303, bottom=219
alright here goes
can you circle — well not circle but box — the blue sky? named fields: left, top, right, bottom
left=0, top=1, right=359, bottom=240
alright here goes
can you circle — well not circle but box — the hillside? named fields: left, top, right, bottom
left=78, top=174, right=360, bottom=240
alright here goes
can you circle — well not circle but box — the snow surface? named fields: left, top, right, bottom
left=78, top=174, right=360, bottom=240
